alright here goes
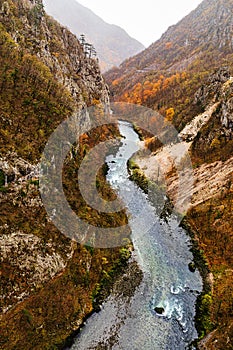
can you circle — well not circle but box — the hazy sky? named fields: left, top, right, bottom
left=77, top=0, right=203, bottom=46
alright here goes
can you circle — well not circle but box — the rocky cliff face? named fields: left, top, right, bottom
left=0, top=1, right=128, bottom=349
left=191, top=67, right=233, bottom=165
left=1, top=0, right=109, bottom=108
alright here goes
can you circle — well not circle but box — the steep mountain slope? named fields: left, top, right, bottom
left=106, top=0, right=233, bottom=129
left=108, top=0, right=233, bottom=73
left=0, top=1, right=129, bottom=349
left=43, top=0, right=144, bottom=72
left=106, top=0, right=233, bottom=348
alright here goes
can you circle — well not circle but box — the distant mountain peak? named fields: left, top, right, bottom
left=43, top=0, right=144, bottom=71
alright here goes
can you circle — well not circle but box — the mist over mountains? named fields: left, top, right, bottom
left=43, top=0, right=144, bottom=71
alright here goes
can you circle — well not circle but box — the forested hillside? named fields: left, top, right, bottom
left=0, top=1, right=129, bottom=349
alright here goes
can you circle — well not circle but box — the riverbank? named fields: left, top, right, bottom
left=0, top=125, right=132, bottom=350
left=61, top=256, right=143, bottom=349
left=130, top=150, right=233, bottom=349
left=127, top=156, right=212, bottom=343
left=60, top=128, right=141, bottom=349
left=67, top=120, right=202, bottom=349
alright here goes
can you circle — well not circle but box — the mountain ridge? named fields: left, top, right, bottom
left=108, top=0, right=233, bottom=72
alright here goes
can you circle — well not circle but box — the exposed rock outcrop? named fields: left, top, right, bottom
left=194, top=67, right=231, bottom=108
left=0, top=152, right=38, bottom=185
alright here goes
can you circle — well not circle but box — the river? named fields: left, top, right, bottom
left=70, top=120, right=202, bottom=350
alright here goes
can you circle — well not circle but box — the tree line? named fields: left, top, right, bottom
left=79, top=34, right=97, bottom=59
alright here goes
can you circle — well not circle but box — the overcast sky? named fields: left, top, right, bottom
left=77, top=0, right=203, bottom=46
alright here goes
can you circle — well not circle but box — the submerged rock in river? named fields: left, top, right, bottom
left=154, top=307, right=165, bottom=315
